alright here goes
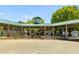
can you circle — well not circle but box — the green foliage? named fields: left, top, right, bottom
left=25, top=16, right=45, bottom=24
left=25, top=20, right=34, bottom=24
left=51, top=6, right=79, bottom=23
left=0, top=26, right=3, bottom=32
left=18, top=21, right=23, bottom=23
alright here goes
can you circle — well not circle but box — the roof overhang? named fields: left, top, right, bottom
left=53, top=19, right=79, bottom=26
left=0, top=19, right=79, bottom=27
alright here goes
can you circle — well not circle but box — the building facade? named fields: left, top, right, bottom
left=0, top=19, right=79, bottom=39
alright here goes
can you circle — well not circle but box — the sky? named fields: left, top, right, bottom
left=0, top=5, right=65, bottom=23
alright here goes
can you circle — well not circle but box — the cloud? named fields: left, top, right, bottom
left=0, top=12, right=34, bottom=22
left=0, top=12, right=5, bottom=15
left=21, top=15, right=33, bottom=22
left=0, top=12, right=16, bottom=21
left=2, top=16, right=11, bottom=19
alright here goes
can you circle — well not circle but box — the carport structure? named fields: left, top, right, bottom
left=53, top=19, right=79, bottom=39
left=0, top=19, right=79, bottom=39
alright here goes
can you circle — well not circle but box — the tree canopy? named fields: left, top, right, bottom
left=18, top=21, right=23, bottom=23
left=51, top=6, right=79, bottom=23
left=25, top=16, right=45, bottom=24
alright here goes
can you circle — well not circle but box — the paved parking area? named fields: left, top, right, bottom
left=0, top=39, right=79, bottom=54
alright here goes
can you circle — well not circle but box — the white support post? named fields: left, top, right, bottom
left=44, top=26, right=46, bottom=36
left=7, top=24, right=10, bottom=37
left=53, top=26, right=54, bottom=36
left=65, top=25, right=68, bottom=38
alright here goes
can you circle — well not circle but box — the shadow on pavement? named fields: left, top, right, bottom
left=55, top=38, right=79, bottom=42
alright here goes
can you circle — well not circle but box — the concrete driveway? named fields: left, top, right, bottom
left=0, top=39, right=79, bottom=54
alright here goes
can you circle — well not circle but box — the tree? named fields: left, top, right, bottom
left=18, top=21, right=23, bottom=23
left=51, top=6, right=79, bottom=23
left=25, top=20, right=34, bottom=24
left=25, top=16, right=45, bottom=24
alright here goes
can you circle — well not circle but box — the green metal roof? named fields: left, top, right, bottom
left=0, top=19, right=79, bottom=27
left=53, top=19, right=79, bottom=26
left=0, top=19, right=21, bottom=26
left=0, top=19, right=53, bottom=26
